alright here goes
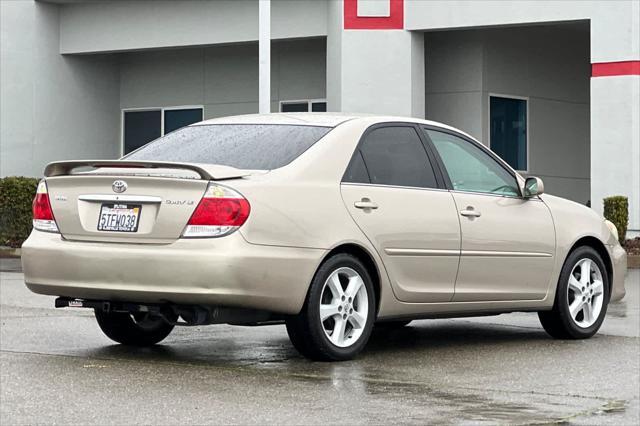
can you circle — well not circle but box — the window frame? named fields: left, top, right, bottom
left=279, top=99, right=327, bottom=113
left=488, top=93, right=529, bottom=173
left=341, top=122, right=448, bottom=191
left=120, top=105, right=204, bottom=156
left=421, top=124, right=524, bottom=199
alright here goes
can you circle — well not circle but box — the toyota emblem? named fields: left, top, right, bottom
left=112, top=180, right=128, bottom=194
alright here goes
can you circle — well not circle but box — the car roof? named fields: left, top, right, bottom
left=195, top=113, right=361, bottom=127
left=195, top=113, right=444, bottom=128
left=193, top=113, right=478, bottom=142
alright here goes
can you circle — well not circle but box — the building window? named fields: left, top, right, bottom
left=489, top=95, right=527, bottom=171
left=280, top=99, right=327, bottom=113
left=122, top=106, right=203, bottom=155
left=164, top=108, right=203, bottom=134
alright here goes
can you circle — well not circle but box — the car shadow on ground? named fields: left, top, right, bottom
left=82, top=319, right=552, bottom=367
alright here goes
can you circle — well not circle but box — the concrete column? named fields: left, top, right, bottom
left=591, top=75, right=640, bottom=236
left=258, top=0, right=270, bottom=113
left=326, top=0, right=343, bottom=112
left=590, top=2, right=640, bottom=236
left=326, top=1, right=424, bottom=118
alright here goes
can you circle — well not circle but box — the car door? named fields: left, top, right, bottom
left=340, top=124, right=461, bottom=303
left=423, top=128, right=555, bottom=302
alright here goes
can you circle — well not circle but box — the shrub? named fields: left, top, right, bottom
left=0, top=176, right=39, bottom=248
left=603, top=195, right=628, bottom=243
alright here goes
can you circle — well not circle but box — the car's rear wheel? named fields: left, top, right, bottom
left=286, top=253, right=376, bottom=361
left=538, top=246, right=609, bottom=339
left=95, top=310, right=175, bottom=346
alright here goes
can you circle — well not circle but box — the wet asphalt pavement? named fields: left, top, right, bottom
left=1, top=258, right=638, bottom=425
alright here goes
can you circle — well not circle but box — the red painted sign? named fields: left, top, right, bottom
left=344, top=0, right=404, bottom=30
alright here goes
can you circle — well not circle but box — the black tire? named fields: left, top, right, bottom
left=95, top=310, right=175, bottom=346
left=286, top=253, right=376, bottom=361
left=376, top=320, right=412, bottom=329
left=538, top=246, right=610, bottom=339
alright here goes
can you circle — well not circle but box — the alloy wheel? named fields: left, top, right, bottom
left=319, top=267, right=369, bottom=348
left=567, top=258, right=604, bottom=328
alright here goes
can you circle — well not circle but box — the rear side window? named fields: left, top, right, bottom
left=343, top=151, right=370, bottom=183
left=350, top=126, right=438, bottom=188
left=125, top=124, right=332, bottom=170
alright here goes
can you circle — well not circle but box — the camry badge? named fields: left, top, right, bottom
left=112, top=180, right=128, bottom=194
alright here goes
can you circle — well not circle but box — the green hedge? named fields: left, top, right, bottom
left=0, top=177, right=39, bottom=248
left=603, top=195, right=628, bottom=242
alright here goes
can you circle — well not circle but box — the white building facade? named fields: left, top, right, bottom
left=1, top=0, right=639, bottom=235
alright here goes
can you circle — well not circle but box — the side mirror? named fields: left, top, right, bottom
left=524, top=177, right=544, bottom=198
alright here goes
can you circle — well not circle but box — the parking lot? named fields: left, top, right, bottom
left=1, top=258, right=638, bottom=425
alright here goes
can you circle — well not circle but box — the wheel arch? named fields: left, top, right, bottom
left=567, top=236, right=613, bottom=289
left=320, top=243, right=382, bottom=315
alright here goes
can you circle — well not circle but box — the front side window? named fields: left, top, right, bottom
left=426, top=129, right=520, bottom=196
left=490, top=96, right=527, bottom=171
left=353, top=126, right=438, bottom=188
left=125, top=124, right=331, bottom=170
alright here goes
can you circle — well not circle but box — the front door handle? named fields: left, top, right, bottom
left=460, top=207, right=481, bottom=218
left=354, top=198, right=378, bottom=210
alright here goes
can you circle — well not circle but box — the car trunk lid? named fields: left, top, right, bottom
left=43, top=160, right=252, bottom=244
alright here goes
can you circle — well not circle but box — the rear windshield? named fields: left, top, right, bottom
left=125, top=124, right=332, bottom=170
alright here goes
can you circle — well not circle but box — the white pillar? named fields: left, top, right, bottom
left=590, top=1, right=640, bottom=236
left=330, top=29, right=424, bottom=118
left=258, top=0, right=270, bottom=114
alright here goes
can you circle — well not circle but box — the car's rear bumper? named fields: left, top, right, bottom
left=608, top=243, right=627, bottom=302
left=21, top=230, right=325, bottom=314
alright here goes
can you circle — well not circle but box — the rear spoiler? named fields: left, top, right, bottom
left=44, top=160, right=252, bottom=181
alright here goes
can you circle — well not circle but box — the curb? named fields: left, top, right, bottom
left=0, top=247, right=21, bottom=259
left=628, top=255, right=640, bottom=269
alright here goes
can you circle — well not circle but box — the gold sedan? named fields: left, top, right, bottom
left=22, top=114, right=626, bottom=360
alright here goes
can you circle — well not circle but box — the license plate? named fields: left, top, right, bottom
left=97, top=203, right=141, bottom=232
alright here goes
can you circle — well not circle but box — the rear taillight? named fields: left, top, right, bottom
left=182, top=183, right=250, bottom=238
left=32, top=180, right=59, bottom=233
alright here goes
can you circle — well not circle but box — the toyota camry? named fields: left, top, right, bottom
left=21, top=113, right=627, bottom=361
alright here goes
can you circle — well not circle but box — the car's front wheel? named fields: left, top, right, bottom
left=286, top=253, right=376, bottom=361
left=95, top=310, right=175, bottom=346
left=538, top=246, right=610, bottom=339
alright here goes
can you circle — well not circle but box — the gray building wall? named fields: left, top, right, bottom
left=425, top=23, right=590, bottom=203
left=0, top=0, right=326, bottom=175
left=58, top=0, right=328, bottom=54
left=1, top=0, right=120, bottom=178
left=119, top=37, right=326, bottom=117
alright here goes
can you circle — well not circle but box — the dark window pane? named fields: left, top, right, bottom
left=490, top=96, right=527, bottom=170
left=426, top=129, right=519, bottom=196
left=123, top=110, right=161, bottom=154
left=360, top=127, right=437, bottom=188
left=311, top=102, right=327, bottom=112
left=126, top=124, right=332, bottom=170
left=164, top=108, right=203, bottom=134
left=281, top=102, right=309, bottom=112
left=343, top=150, right=370, bottom=183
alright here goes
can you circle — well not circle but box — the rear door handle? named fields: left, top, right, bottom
left=460, top=207, right=481, bottom=217
left=354, top=199, right=378, bottom=210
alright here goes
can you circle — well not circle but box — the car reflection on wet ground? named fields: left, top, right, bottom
left=1, top=258, right=638, bottom=425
